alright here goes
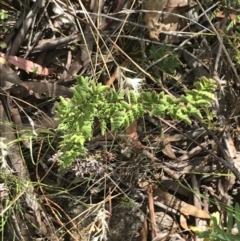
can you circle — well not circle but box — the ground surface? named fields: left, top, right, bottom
left=1, top=1, right=240, bottom=241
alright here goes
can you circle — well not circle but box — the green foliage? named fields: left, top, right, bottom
left=0, top=41, right=7, bottom=49
left=148, top=45, right=180, bottom=73
left=0, top=10, right=8, bottom=20
left=194, top=203, right=240, bottom=241
left=140, top=76, right=216, bottom=124
left=119, top=195, right=135, bottom=208
left=0, top=9, right=10, bottom=43
left=56, top=76, right=144, bottom=168
left=56, top=76, right=217, bottom=168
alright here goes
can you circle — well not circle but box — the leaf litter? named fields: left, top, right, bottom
left=1, top=0, right=240, bottom=240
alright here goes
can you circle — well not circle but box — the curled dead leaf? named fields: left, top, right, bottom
left=179, top=214, right=189, bottom=230
left=153, top=187, right=210, bottom=219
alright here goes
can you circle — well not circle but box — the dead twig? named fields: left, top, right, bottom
left=148, top=185, right=157, bottom=240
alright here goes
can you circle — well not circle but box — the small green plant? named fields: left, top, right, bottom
left=56, top=75, right=217, bottom=168
left=0, top=9, right=9, bottom=37
left=119, top=195, right=135, bottom=208
left=0, top=10, right=8, bottom=20
left=140, top=76, right=216, bottom=124
left=149, top=45, right=180, bottom=74
left=193, top=203, right=240, bottom=241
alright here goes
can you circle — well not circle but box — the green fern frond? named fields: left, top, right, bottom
left=56, top=76, right=217, bottom=168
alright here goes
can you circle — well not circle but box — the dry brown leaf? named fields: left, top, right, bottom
left=126, top=120, right=137, bottom=138
left=166, top=0, right=196, bottom=8
left=144, top=0, right=196, bottom=42
left=139, top=216, right=148, bottom=241
left=153, top=187, right=210, bottom=219
left=151, top=133, right=181, bottom=160
left=144, top=0, right=168, bottom=40
left=226, top=132, right=237, bottom=158
left=215, top=11, right=239, bottom=21
left=125, top=120, right=146, bottom=152
left=148, top=185, right=157, bottom=240
left=106, top=59, right=128, bottom=86
left=161, top=142, right=178, bottom=160
left=138, top=181, right=151, bottom=190
left=179, top=214, right=189, bottom=230
left=0, top=52, right=55, bottom=75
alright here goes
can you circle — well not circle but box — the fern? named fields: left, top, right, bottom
left=56, top=76, right=217, bottom=168
left=148, top=45, right=180, bottom=74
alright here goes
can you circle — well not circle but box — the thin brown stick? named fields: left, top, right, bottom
left=148, top=185, right=157, bottom=240
left=106, top=59, right=128, bottom=86
left=139, top=215, right=148, bottom=241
